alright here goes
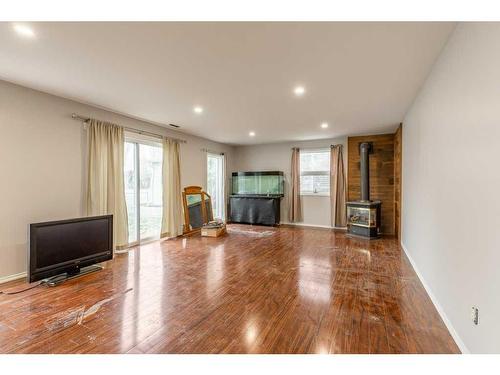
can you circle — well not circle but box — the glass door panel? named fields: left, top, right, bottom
left=124, top=139, right=163, bottom=244
left=139, top=144, right=163, bottom=240
left=207, top=153, right=224, bottom=220
left=124, top=142, right=138, bottom=244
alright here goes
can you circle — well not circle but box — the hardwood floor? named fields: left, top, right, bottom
left=0, top=225, right=459, bottom=354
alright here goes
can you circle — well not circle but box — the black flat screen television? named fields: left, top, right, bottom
left=28, top=215, right=113, bottom=282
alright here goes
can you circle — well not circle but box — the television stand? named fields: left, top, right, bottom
left=44, top=265, right=103, bottom=286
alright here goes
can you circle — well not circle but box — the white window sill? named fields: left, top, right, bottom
left=300, top=193, right=330, bottom=197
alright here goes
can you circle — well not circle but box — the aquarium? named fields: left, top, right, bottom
left=231, top=171, right=284, bottom=196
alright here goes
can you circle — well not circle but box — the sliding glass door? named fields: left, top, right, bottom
left=207, top=153, right=224, bottom=220
left=124, top=139, right=163, bottom=244
left=124, top=142, right=139, bottom=243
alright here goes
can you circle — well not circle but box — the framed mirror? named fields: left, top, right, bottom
left=182, top=186, right=214, bottom=235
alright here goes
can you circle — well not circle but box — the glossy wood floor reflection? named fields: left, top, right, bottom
left=0, top=225, right=460, bottom=354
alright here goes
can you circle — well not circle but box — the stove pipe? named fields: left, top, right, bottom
left=359, top=142, right=372, bottom=202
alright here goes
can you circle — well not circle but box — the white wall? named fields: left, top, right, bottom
left=0, top=80, right=235, bottom=280
left=402, top=23, right=500, bottom=353
left=233, top=137, right=347, bottom=227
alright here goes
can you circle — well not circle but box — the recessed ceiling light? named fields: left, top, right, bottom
left=293, top=86, right=305, bottom=96
left=193, top=106, right=203, bottom=114
left=321, top=122, right=329, bottom=129
left=13, top=24, right=35, bottom=39
left=249, top=131, right=256, bottom=137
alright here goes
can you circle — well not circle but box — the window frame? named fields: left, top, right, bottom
left=299, top=148, right=331, bottom=197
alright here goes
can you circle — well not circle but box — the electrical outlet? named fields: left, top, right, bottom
left=471, top=307, right=479, bottom=325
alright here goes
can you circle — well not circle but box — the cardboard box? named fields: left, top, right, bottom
left=201, top=225, right=226, bottom=237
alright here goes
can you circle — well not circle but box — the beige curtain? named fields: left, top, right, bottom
left=330, top=144, right=347, bottom=227
left=86, top=119, right=129, bottom=249
left=161, top=138, right=183, bottom=238
left=289, top=147, right=302, bottom=222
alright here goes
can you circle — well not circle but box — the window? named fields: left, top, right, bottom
left=207, top=153, right=225, bottom=220
left=300, top=148, right=330, bottom=195
left=124, top=136, right=163, bottom=244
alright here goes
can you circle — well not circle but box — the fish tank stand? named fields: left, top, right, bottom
left=229, top=171, right=284, bottom=226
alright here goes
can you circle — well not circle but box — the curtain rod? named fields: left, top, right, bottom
left=290, top=146, right=335, bottom=150
left=201, top=148, right=224, bottom=155
left=71, top=113, right=187, bottom=144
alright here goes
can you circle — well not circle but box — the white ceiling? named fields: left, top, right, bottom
left=0, top=22, right=455, bottom=145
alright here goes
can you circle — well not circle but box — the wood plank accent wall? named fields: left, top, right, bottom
left=348, top=133, right=395, bottom=235
left=394, top=124, right=402, bottom=240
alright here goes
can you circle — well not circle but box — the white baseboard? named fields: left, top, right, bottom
left=401, top=242, right=469, bottom=354
left=0, top=272, right=27, bottom=285
left=114, top=249, right=131, bottom=254
left=280, top=221, right=347, bottom=230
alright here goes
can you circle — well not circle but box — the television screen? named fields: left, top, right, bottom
left=29, top=215, right=113, bottom=282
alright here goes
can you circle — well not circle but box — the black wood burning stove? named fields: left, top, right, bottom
left=347, top=142, right=382, bottom=239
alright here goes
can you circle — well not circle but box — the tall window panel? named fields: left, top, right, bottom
left=207, top=153, right=225, bottom=220
left=300, top=149, right=330, bottom=195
